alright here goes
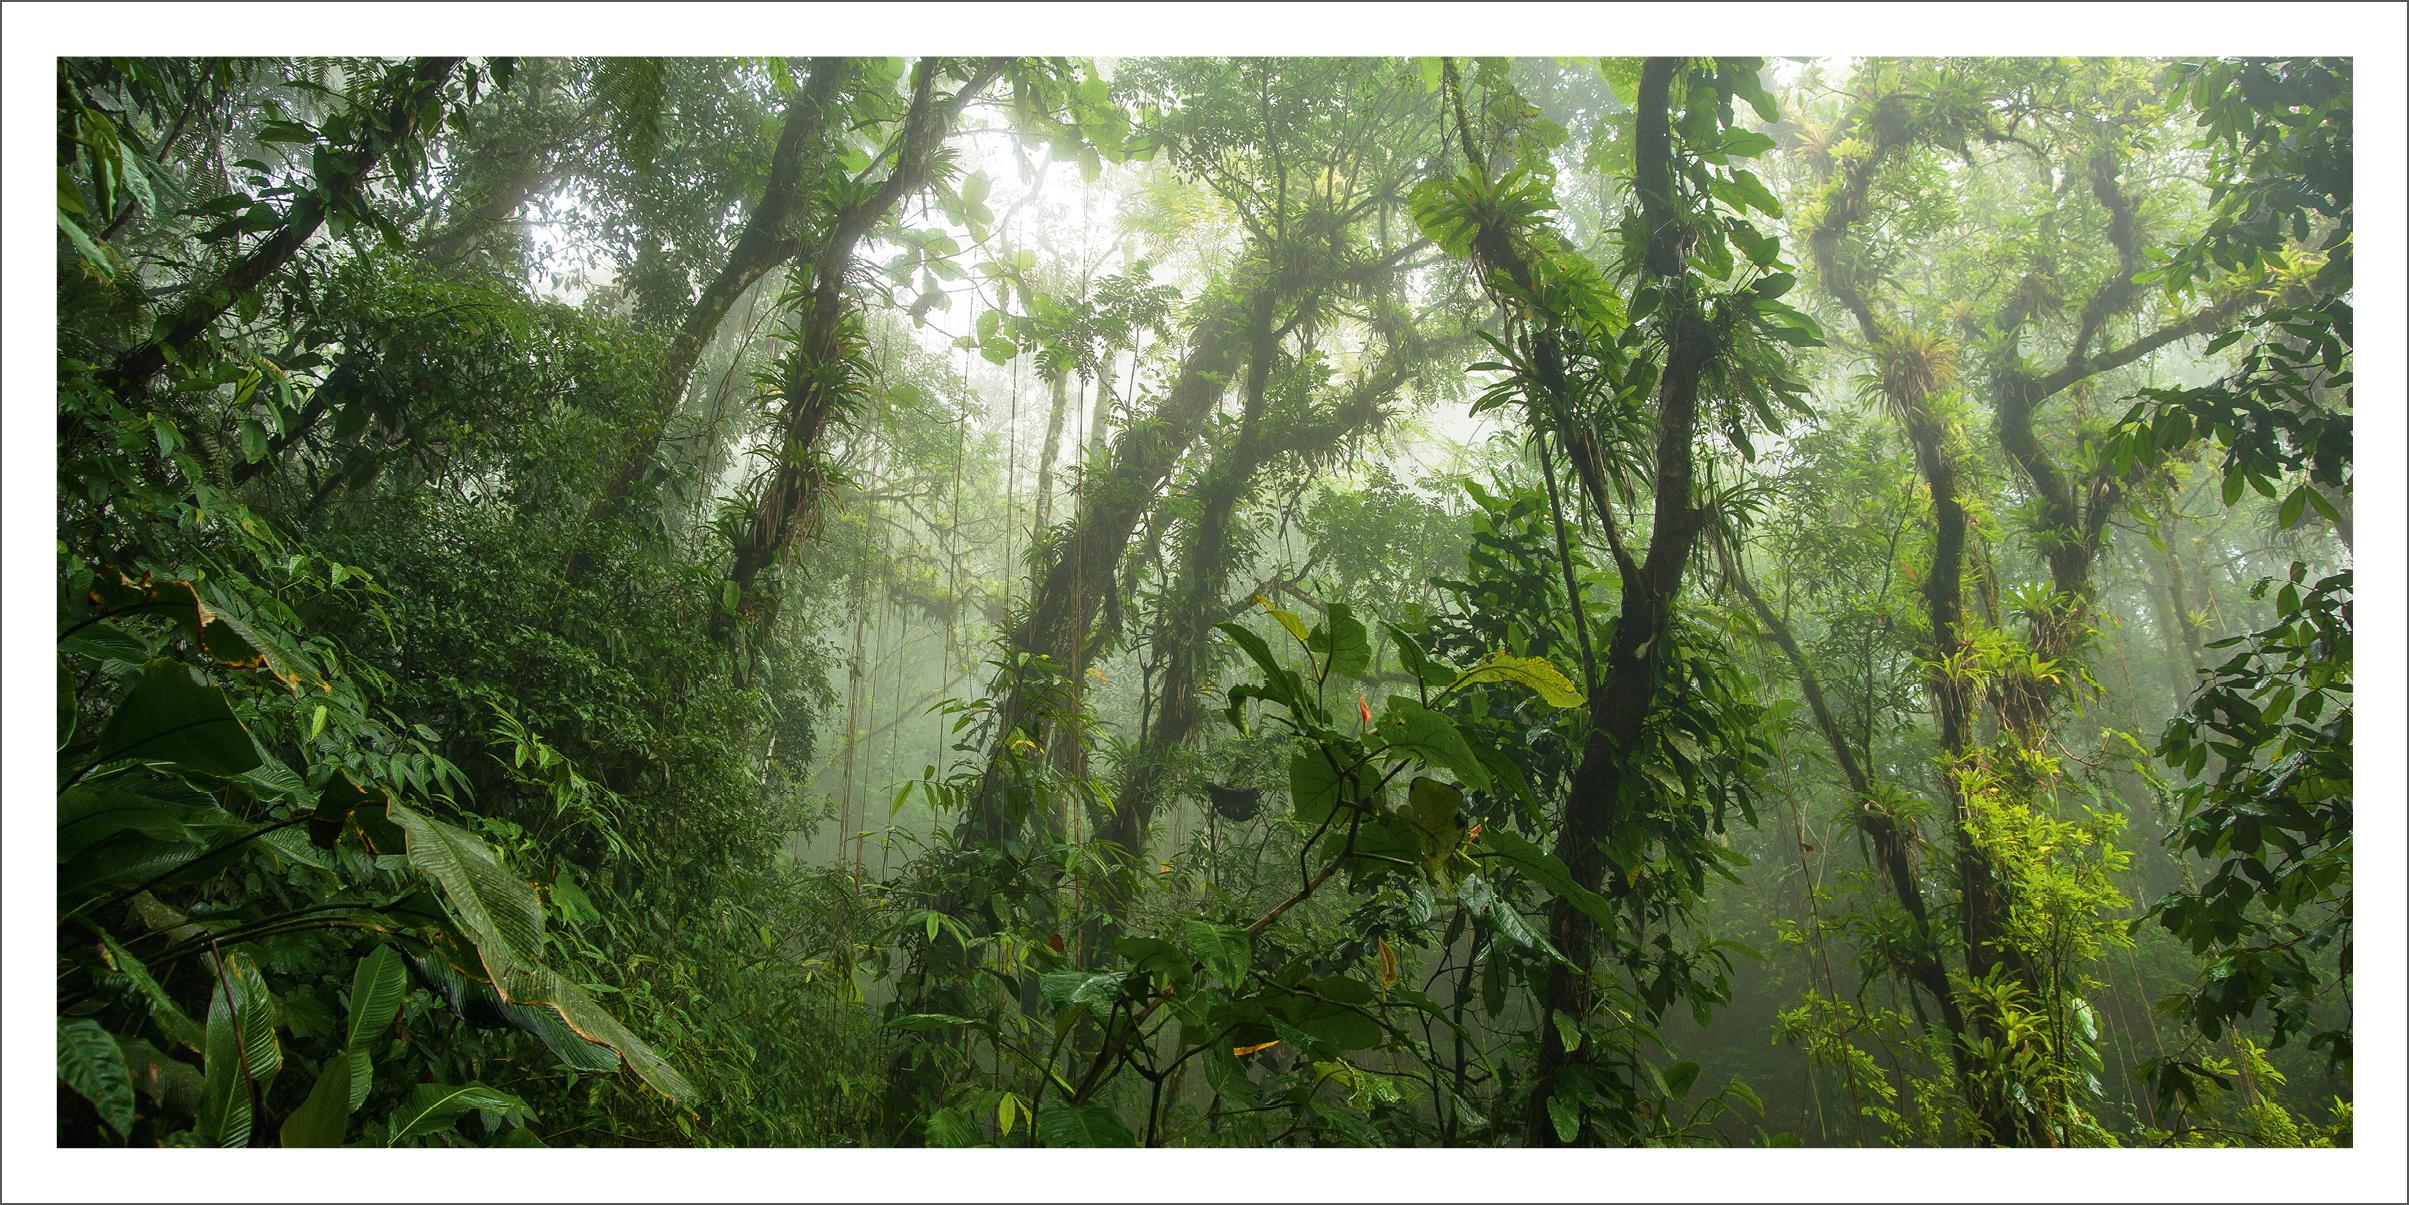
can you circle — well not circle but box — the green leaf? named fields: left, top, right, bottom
left=58, top=211, right=113, bottom=277
left=1383, top=622, right=1451, bottom=689
left=1664, top=1059, right=1701, bottom=1097
left=1309, top=603, right=1371, bottom=680
left=118, top=1036, right=204, bottom=1117
left=344, top=945, right=408, bottom=1111
left=388, top=800, right=693, bottom=1100
left=1404, top=776, right=1468, bottom=868
left=1288, top=743, right=1351, bottom=826
left=1376, top=698, right=1489, bottom=790
left=885, top=1012, right=991, bottom=1033
left=1460, top=873, right=1561, bottom=961
left=1479, top=828, right=1616, bottom=930
left=1551, top=1009, right=1583, bottom=1055
left=1038, top=970, right=1131, bottom=1011
left=1216, top=621, right=1299, bottom=712
left=1036, top=1103, right=1135, bottom=1147
left=89, top=659, right=262, bottom=778
left=1546, top=1092, right=1581, bottom=1144
left=196, top=954, right=279, bottom=1147
left=59, top=1018, right=137, bottom=1139
left=386, top=1082, right=532, bottom=1145
left=1447, top=650, right=1585, bottom=707
left=279, top=1059, right=352, bottom=1147
left=98, top=934, right=204, bottom=1052
left=1719, top=129, right=1777, bottom=158
left=1180, top=919, right=1252, bottom=984
left=57, top=783, right=232, bottom=864
left=114, top=137, right=157, bottom=216
left=1258, top=597, right=1310, bottom=647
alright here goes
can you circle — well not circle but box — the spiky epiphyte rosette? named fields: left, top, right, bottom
left=1876, top=326, right=1958, bottom=410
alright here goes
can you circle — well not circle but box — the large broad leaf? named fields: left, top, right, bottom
left=404, top=946, right=621, bottom=1074
left=388, top=800, right=692, bottom=1100
left=1382, top=622, right=1454, bottom=690
left=386, top=801, right=549, bottom=993
left=89, top=659, right=262, bottom=777
left=1288, top=743, right=1360, bottom=826
left=1404, top=777, right=1468, bottom=869
left=59, top=1018, right=137, bottom=1139
left=344, top=945, right=408, bottom=1111
left=1308, top=603, right=1372, bottom=680
left=1448, top=651, right=1585, bottom=708
left=1035, top=1103, right=1136, bottom=1147
left=195, top=954, right=280, bottom=1148
left=1216, top=621, right=1301, bottom=713
left=1038, top=970, right=1131, bottom=1011
left=1375, top=698, right=1489, bottom=790
left=1270, top=982, right=1385, bottom=1052
left=1179, top=920, right=1252, bottom=985
left=1478, top=828, right=1617, bottom=931
left=279, top=1059, right=352, bottom=1147
left=117, top=1036, right=204, bottom=1118
left=57, top=782, right=234, bottom=863
left=98, top=935, right=202, bottom=1051
left=1547, top=1092, right=1581, bottom=1144
left=386, top=1082, right=532, bottom=1146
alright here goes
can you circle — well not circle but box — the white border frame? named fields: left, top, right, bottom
left=6, top=5, right=2402, bottom=1201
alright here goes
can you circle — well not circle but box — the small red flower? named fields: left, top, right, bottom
left=1359, top=695, right=1374, bottom=725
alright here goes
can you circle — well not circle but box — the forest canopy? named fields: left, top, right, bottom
left=37, top=45, right=2371, bottom=1169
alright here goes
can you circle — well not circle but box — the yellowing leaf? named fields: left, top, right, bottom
left=1232, top=1039, right=1281, bottom=1057
left=1446, top=651, right=1585, bottom=707
left=1256, top=595, right=1310, bottom=646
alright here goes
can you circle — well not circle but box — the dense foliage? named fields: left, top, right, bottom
left=51, top=54, right=2351, bottom=1151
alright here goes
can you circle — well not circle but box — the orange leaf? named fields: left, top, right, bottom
left=1359, top=695, right=1374, bottom=725
left=1232, top=1039, right=1281, bottom=1057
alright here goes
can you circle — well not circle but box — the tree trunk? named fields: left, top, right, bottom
left=1525, top=58, right=1721, bottom=1146
left=717, top=61, right=1005, bottom=636
left=105, top=58, right=462, bottom=396
left=575, top=59, right=849, bottom=565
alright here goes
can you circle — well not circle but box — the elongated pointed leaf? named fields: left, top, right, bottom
left=59, top=1018, right=137, bottom=1139
left=344, top=945, right=408, bottom=1111
left=98, top=934, right=202, bottom=1051
left=1035, top=1103, right=1135, bottom=1147
left=280, top=1059, right=352, bottom=1147
left=386, top=1082, right=532, bottom=1145
left=1376, top=698, right=1489, bottom=790
left=389, top=800, right=692, bottom=1100
left=1478, top=828, right=1616, bottom=931
left=196, top=955, right=278, bottom=1147
left=90, top=659, right=261, bottom=777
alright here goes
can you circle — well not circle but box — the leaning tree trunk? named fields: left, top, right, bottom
left=573, top=59, right=850, bottom=571
left=714, top=60, right=1005, bottom=641
left=966, top=284, right=1264, bottom=841
left=105, top=57, right=462, bottom=396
